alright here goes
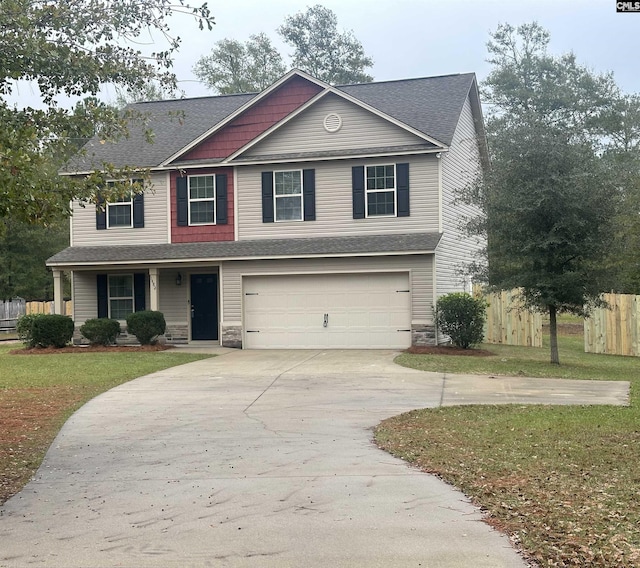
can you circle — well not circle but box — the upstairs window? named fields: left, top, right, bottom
left=176, top=173, right=228, bottom=227
left=274, top=170, right=303, bottom=222
left=107, top=195, right=133, bottom=228
left=352, top=163, right=409, bottom=219
left=97, top=179, right=144, bottom=230
left=366, top=165, right=396, bottom=217
left=189, top=175, right=216, bottom=225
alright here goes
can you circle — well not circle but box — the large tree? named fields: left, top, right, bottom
left=0, top=0, right=213, bottom=225
left=278, top=4, right=373, bottom=84
left=465, top=23, right=624, bottom=364
left=0, top=218, right=69, bottom=300
left=193, top=5, right=374, bottom=94
left=193, top=33, right=286, bottom=94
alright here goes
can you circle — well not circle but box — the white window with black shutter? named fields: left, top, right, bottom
left=96, top=179, right=145, bottom=230
left=97, top=273, right=146, bottom=320
left=261, top=169, right=315, bottom=223
left=352, top=163, right=410, bottom=219
left=176, top=173, right=228, bottom=226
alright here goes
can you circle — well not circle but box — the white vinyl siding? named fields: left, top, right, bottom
left=158, top=270, right=188, bottom=324
left=244, top=93, right=425, bottom=157
left=237, top=156, right=439, bottom=240
left=72, top=271, right=98, bottom=326
left=71, top=171, right=168, bottom=246
left=437, top=96, right=484, bottom=296
left=221, top=255, right=434, bottom=327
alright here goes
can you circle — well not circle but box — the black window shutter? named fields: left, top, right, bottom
left=396, top=163, right=410, bottom=217
left=352, top=166, right=365, bottom=219
left=133, top=193, right=145, bottom=228
left=176, top=176, right=188, bottom=226
left=261, top=171, right=274, bottom=223
left=134, top=273, right=146, bottom=312
left=96, top=194, right=107, bottom=230
left=97, top=274, right=108, bottom=318
left=216, top=174, right=228, bottom=225
left=302, top=169, right=316, bottom=221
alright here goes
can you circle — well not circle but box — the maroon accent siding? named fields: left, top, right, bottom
left=170, top=168, right=235, bottom=243
left=180, top=76, right=323, bottom=161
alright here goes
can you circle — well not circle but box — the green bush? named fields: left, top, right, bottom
left=23, top=314, right=75, bottom=348
left=436, top=292, right=487, bottom=349
left=126, top=310, right=166, bottom=345
left=16, top=314, right=45, bottom=347
left=80, top=318, right=121, bottom=346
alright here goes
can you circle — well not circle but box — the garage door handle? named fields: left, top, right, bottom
left=397, top=329, right=411, bottom=332
left=323, top=313, right=328, bottom=328
left=246, top=330, right=260, bottom=333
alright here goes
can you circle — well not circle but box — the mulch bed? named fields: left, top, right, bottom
left=10, top=344, right=173, bottom=355
left=405, top=345, right=494, bottom=357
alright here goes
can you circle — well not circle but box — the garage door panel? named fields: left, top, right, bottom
left=243, top=273, right=411, bottom=349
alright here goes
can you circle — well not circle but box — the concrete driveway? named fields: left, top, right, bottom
left=0, top=350, right=629, bottom=567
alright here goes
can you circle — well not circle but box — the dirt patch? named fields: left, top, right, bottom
left=0, top=387, right=85, bottom=503
left=10, top=344, right=173, bottom=355
left=405, top=345, right=494, bottom=357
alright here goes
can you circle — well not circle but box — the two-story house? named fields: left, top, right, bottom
left=47, top=69, right=487, bottom=349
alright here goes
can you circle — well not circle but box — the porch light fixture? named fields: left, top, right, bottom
left=176, top=273, right=182, bottom=286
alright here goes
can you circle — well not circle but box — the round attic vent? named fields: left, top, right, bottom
left=323, top=113, right=342, bottom=133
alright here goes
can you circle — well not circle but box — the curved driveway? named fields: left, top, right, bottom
left=0, top=350, right=628, bottom=567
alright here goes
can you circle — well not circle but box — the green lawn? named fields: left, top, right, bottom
left=0, top=344, right=211, bottom=503
left=376, top=337, right=640, bottom=566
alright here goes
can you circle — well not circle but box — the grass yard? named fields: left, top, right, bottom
left=0, top=344, right=211, bottom=504
left=375, top=333, right=640, bottom=567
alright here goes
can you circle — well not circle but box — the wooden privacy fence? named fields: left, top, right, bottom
left=585, top=293, right=640, bottom=356
left=24, top=300, right=72, bottom=316
left=0, top=300, right=72, bottom=331
left=477, top=288, right=543, bottom=348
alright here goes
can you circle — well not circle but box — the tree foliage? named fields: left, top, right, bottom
left=278, top=5, right=373, bottom=84
left=193, top=33, right=286, bottom=94
left=193, top=5, right=374, bottom=94
left=464, top=23, right=627, bottom=364
left=0, top=218, right=69, bottom=300
left=0, top=0, right=213, bottom=225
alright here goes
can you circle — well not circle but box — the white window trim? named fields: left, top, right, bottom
left=104, top=178, right=143, bottom=229
left=106, top=197, right=134, bottom=229
left=365, top=163, right=397, bottom=219
left=108, top=274, right=134, bottom=320
left=273, top=169, right=303, bottom=223
left=188, top=174, right=216, bottom=226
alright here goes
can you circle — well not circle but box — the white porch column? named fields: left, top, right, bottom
left=149, top=268, right=159, bottom=311
left=53, top=270, right=64, bottom=315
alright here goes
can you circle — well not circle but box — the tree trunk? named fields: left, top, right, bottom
left=549, top=305, right=560, bottom=365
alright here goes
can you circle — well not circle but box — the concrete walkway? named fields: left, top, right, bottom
left=0, top=350, right=629, bottom=567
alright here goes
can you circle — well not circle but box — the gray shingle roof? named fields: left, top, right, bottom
left=65, top=93, right=255, bottom=173
left=63, top=72, right=478, bottom=173
left=47, top=233, right=442, bottom=267
left=339, top=73, right=476, bottom=146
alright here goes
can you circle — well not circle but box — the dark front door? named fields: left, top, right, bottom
left=190, top=274, right=218, bottom=340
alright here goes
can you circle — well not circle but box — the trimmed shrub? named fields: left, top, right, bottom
left=16, top=314, right=45, bottom=347
left=126, top=310, right=166, bottom=345
left=26, top=314, right=75, bottom=348
left=436, top=292, right=486, bottom=349
left=80, top=318, right=121, bottom=346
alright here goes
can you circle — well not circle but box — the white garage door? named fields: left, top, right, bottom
left=243, top=272, right=411, bottom=349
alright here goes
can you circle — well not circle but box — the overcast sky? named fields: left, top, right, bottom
left=166, top=0, right=639, bottom=97
left=8, top=0, right=639, bottom=107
